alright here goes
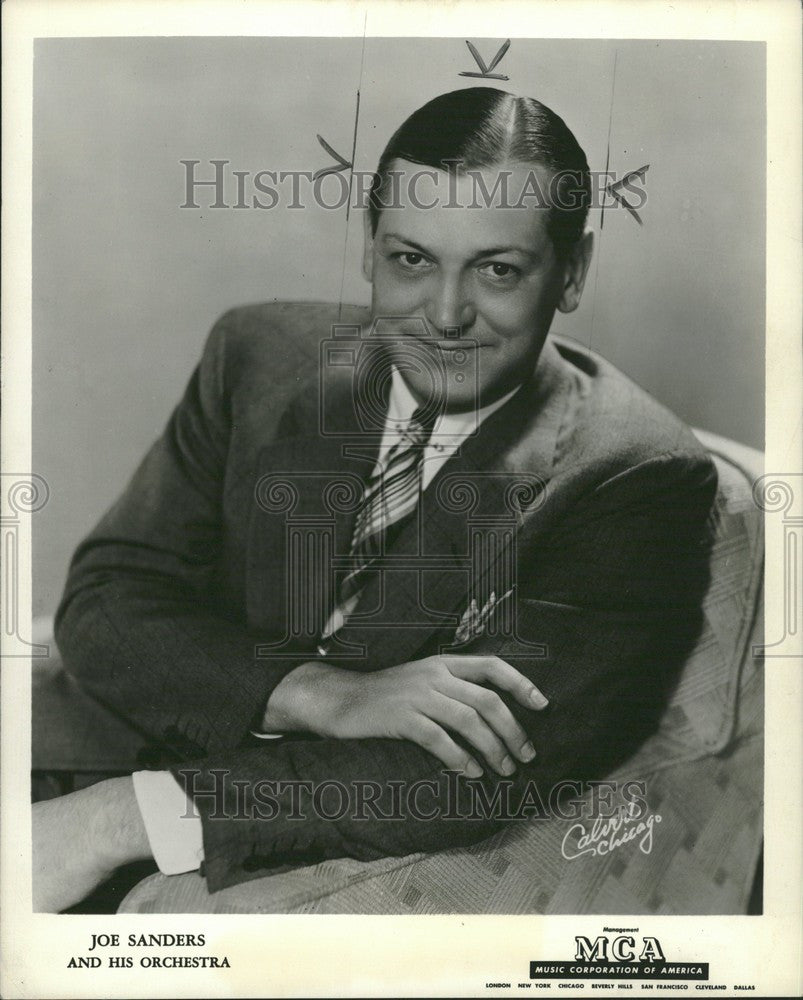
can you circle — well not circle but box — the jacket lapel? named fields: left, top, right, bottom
left=245, top=374, right=384, bottom=644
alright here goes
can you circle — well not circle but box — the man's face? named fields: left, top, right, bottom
left=363, top=159, right=592, bottom=412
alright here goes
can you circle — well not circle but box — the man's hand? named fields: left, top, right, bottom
left=263, top=655, right=548, bottom=777
left=32, top=777, right=152, bottom=913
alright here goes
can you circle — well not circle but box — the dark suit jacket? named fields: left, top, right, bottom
left=55, top=302, right=717, bottom=892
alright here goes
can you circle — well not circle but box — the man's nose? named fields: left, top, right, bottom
left=424, top=277, right=476, bottom=336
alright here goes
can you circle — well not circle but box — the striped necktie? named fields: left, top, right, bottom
left=340, top=405, right=436, bottom=603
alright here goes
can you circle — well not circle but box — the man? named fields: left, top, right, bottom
left=33, top=88, right=716, bottom=911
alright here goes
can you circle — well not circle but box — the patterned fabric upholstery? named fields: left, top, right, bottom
left=119, top=435, right=764, bottom=914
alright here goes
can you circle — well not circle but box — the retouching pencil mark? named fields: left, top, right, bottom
left=337, top=12, right=368, bottom=322
left=589, top=49, right=618, bottom=350
left=606, top=164, right=650, bottom=226
left=312, top=134, right=352, bottom=181
left=460, top=39, right=511, bottom=80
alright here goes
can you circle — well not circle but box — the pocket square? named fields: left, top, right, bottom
left=453, top=588, right=514, bottom=645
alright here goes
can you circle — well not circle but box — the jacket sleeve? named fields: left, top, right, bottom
left=55, top=315, right=305, bottom=760
left=169, top=449, right=718, bottom=893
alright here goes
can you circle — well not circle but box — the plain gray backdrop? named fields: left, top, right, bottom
left=33, top=37, right=765, bottom=618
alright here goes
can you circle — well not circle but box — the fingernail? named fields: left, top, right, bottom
left=465, top=761, right=483, bottom=779
left=500, top=755, right=515, bottom=775
left=520, top=742, right=536, bottom=762
left=530, top=689, right=549, bottom=709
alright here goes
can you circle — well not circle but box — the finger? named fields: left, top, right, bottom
left=425, top=692, right=515, bottom=776
left=444, top=676, right=536, bottom=764
left=444, top=655, right=549, bottom=711
left=403, top=714, right=484, bottom=778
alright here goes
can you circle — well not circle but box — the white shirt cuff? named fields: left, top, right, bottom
left=132, top=770, right=205, bottom=875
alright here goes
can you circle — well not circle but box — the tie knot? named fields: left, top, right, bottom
left=406, top=404, right=438, bottom=446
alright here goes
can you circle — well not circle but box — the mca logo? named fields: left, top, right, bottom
left=574, top=935, right=666, bottom=963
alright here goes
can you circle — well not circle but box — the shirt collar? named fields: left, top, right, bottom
left=387, top=366, right=520, bottom=441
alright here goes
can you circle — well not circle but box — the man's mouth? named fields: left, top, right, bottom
left=403, top=336, right=481, bottom=351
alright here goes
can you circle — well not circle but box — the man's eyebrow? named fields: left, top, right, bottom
left=472, top=244, right=539, bottom=261
left=381, top=233, right=538, bottom=262
left=381, top=234, right=434, bottom=256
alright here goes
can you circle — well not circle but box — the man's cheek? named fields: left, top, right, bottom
left=484, top=302, right=551, bottom=354
left=372, top=268, right=424, bottom=313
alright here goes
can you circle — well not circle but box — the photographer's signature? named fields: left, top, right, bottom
left=561, top=802, right=662, bottom=861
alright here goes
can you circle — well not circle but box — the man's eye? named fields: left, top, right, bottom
left=396, top=252, right=428, bottom=268
left=479, top=262, right=519, bottom=281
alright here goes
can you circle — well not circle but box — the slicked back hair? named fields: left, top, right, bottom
left=368, top=87, right=591, bottom=262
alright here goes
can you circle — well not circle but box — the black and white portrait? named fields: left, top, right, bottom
left=4, top=7, right=800, bottom=996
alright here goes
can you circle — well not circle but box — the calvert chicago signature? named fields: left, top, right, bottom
left=561, top=801, right=662, bottom=861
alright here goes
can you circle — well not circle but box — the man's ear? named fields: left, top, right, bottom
left=556, top=229, right=594, bottom=314
left=362, top=211, right=375, bottom=283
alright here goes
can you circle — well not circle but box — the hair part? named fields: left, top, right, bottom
left=368, top=87, right=591, bottom=262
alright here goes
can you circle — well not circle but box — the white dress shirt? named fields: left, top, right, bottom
left=132, top=370, right=520, bottom=875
